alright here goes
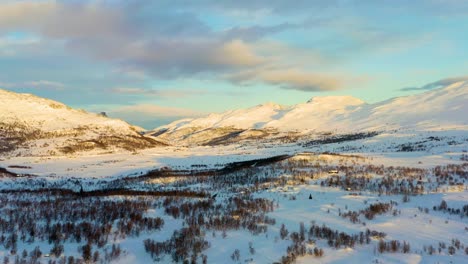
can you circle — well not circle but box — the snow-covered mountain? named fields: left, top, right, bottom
left=0, top=89, right=164, bottom=156
left=150, top=81, right=468, bottom=145
left=2, top=81, right=466, bottom=155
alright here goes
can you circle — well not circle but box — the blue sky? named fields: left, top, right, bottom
left=0, top=0, right=467, bottom=129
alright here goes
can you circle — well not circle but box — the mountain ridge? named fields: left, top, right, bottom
left=1, top=81, right=467, bottom=152
left=150, top=81, right=468, bottom=145
left=0, top=88, right=164, bottom=156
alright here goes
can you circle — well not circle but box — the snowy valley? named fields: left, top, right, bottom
left=0, top=82, right=467, bottom=264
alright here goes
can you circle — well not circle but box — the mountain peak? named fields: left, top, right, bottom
left=152, top=82, right=467, bottom=144
left=256, top=102, right=285, bottom=110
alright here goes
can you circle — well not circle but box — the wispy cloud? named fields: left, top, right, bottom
left=108, top=104, right=205, bottom=129
left=222, top=23, right=299, bottom=41
left=0, top=80, right=65, bottom=90
left=400, top=76, right=468, bottom=91
left=110, top=87, right=207, bottom=98
left=227, top=68, right=342, bottom=91
left=111, top=104, right=203, bottom=118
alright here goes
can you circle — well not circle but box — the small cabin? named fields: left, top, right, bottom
left=328, top=170, right=339, bottom=174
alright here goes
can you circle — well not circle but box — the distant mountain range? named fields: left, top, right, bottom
left=1, top=81, right=467, bottom=155
left=149, top=81, right=468, bottom=146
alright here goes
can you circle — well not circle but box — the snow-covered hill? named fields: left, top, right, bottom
left=0, top=89, right=164, bottom=156
left=150, top=81, right=468, bottom=145
left=2, top=81, right=467, bottom=155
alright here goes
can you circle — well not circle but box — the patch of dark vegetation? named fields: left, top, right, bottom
left=1, top=188, right=208, bottom=199
left=148, top=128, right=168, bottom=137
left=0, top=138, right=17, bottom=153
left=434, top=163, right=468, bottom=181
left=341, top=202, right=397, bottom=224
left=221, top=154, right=291, bottom=172
left=303, top=132, right=379, bottom=147
left=7, top=165, right=32, bottom=169
left=202, top=128, right=274, bottom=146
left=377, top=239, right=411, bottom=254
left=141, top=154, right=291, bottom=180
left=0, top=167, right=18, bottom=177
left=319, top=152, right=367, bottom=159
left=277, top=221, right=387, bottom=264
left=271, top=132, right=303, bottom=144
left=396, top=136, right=452, bottom=152
left=0, top=167, right=34, bottom=178
left=422, top=239, right=466, bottom=256
left=0, top=193, right=164, bottom=264
left=308, top=223, right=386, bottom=248
left=433, top=200, right=468, bottom=217
left=59, top=135, right=167, bottom=154
left=144, top=225, right=210, bottom=263
left=144, top=195, right=275, bottom=262
left=461, top=154, right=468, bottom=161
left=0, top=121, right=42, bottom=144
left=397, top=142, right=427, bottom=152
left=316, top=162, right=467, bottom=195
left=202, top=129, right=245, bottom=146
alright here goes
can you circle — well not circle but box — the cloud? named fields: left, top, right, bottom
left=0, top=80, right=64, bottom=90
left=0, top=0, right=354, bottom=91
left=109, top=104, right=205, bottom=129
left=170, top=0, right=468, bottom=17
left=0, top=1, right=266, bottom=77
left=400, top=76, right=468, bottom=91
left=0, top=1, right=129, bottom=38
left=259, top=69, right=342, bottom=91
left=157, top=0, right=341, bottom=15
left=227, top=68, right=344, bottom=91
left=0, top=0, right=420, bottom=94
left=111, top=87, right=207, bottom=98
left=212, top=40, right=266, bottom=67
left=111, top=104, right=203, bottom=118
left=222, top=23, right=299, bottom=41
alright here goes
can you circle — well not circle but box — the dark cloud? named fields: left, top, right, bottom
left=400, top=76, right=468, bottom=91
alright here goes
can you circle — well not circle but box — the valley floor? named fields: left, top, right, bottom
left=0, top=129, right=467, bottom=264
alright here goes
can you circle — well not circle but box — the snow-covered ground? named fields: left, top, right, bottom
left=1, top=141, right=467, bottom=263
left=0, top=83, right=467, bottom=263
left=1, top=126, right=466, bottom=181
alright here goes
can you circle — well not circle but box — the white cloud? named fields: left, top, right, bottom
left=110, top=104, right=204, bottom=118
left=111, top=87, right=207, bottom=98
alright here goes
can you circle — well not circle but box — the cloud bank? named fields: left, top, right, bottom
left=0, top=0, right=351, bottom=92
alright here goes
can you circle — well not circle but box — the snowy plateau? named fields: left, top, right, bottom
left=0, top=82, right=467, bottom=264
